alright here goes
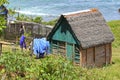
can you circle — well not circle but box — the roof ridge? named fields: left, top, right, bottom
left=63, top=8, right=98, bottom=17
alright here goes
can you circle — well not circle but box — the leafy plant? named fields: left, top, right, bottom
left=33, top=16, right=43, bottom=24
left=42, top=18, right=58, bottom=26
left=0, top=0, right=9, bottom=5
left=16, top=14, right=33, bottom=22
left=0, top=16, right=7, bottom=37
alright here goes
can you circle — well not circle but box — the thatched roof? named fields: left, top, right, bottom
left=9, top=21, right=53, bottom=28
left=62, top=8, right=114, bottom=49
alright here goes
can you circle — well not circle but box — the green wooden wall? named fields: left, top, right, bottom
left=52, top=19, right=77, bottom=44
left=49, top=18, right=80, bottom=62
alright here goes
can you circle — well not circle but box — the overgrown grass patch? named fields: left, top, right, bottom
left=86, top=47, right=120, bottom=80
left=0, top=46, right=84, bottom=80
left=108, top=20, right=120, bottom=48
left=0, top=46, right=120, bottom=80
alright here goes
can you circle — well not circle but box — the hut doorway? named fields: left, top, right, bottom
left=66, top=43, right=80, bottom=63
left=66, top=43, right=73, bottom=60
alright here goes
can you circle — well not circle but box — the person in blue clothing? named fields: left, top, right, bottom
left=19, top=34, right=26, bottom=51
left=33, top=37, right=50, bottom=58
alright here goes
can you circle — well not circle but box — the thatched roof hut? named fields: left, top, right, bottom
left=4, top=21, right=53, bottom=40
left=47, top=8, right=114, bottom=67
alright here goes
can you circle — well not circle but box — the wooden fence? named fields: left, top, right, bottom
left=4, top=21, right=53, bottom=40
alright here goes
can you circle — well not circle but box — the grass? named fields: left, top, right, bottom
left=108, top=20, right=120, bottom=48
left=87, top=48, right=120, bottom=80
left=1, top=45, right=120, bottom=80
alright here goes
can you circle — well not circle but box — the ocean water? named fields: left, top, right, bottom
left=7, top=0, right=120, bottom=21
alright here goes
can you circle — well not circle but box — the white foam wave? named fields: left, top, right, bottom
left=15, top=10, right=57, bottom=17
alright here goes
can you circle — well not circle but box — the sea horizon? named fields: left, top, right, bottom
left=7, top=0, right=120, bottom=21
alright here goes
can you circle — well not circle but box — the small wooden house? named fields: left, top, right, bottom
left=47, top=9, right=114, bottom=67
left=5, top=21, right=53, bottom=40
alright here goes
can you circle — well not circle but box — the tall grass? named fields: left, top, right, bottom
left=108, top=20, right=120, bottom=48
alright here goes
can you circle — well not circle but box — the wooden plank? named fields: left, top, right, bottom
left=65, top=42, right=67, bottom=57
left=72, top=44, right=75, bottom=62
left=109, top=43, right=112, bottom=64
left=80, top=48, right=82, bottom=66
left=52, top=43, right=58, bottom=54
left=52, top=43, right=66, bottom=49
left=52, top=41, right=66, bottom=57
left=93, top=47, right=95, bottom=64
left=50, top=41, right=53, bottom=54
left=86, top=49, right=87, bottom=65
left=106, top=44, right=110, bottom=64
left=80, top=49, right=87, bottom=67
left=104, top=45, right=106, bottom=64
left=0, top=41, right=13, bottom=45
left=95, top=45, right=106, bottom=67
left=66, top=43, right=74, bottom=60
left=86, top=48, right=94, bottom=66
left=74, top=45, right=80, bottom=64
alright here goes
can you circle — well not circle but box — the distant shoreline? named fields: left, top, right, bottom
left=16, top=12, right=120, bottom=22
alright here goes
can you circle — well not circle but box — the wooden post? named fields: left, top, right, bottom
left=109, top=43, right=112, bottom=64
left=86, top=49, right=87, bottom=66
left=65, top=42, right=67, bottom=57
left=31, top=25, right=33, bottom=37
left=0, top=43, right=2, bottom=55
left=93, top=47, right=95, bottom=65
left=57, top=42, right=59, bottom=54
left=80, top=48, right=87, bottom=67
left=30, top=38, right=33, bottom=56
left=72, top=44, right=75, bottom=64
left=104, top=44, right=107, bottom=64
left=80, top=49, right=82, bottom=66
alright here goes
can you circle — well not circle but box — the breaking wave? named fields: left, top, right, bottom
left=15, top=10, right=58, bottom=17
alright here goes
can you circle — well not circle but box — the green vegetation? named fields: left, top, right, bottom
left=0, top=0, right=9, bottom=5
left=16, top=14, right=34, bottom=22
left=15, top=14, right=57, bottom=26
left=0, top=16, right=7, bottom=38
left=108, top=20, right=120, bottom=48
left=32, top=16, right=43, bottom=24
left=0, top=46, right=83, bottom=80
left=42, top=19, right=58, bottom=26
left=0, top=16, right=6, bottom=31
left=0, top=0, right=8, bottom=36
left=0, top=20, right=120, bottom=79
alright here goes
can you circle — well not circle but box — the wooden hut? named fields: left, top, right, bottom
left=5, top=21, right=53, bottom=40
left=47, top=8, right=114, bottom=67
